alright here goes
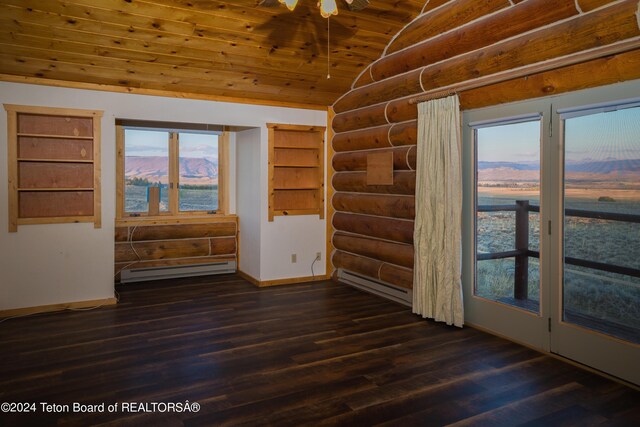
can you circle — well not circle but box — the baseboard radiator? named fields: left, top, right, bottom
left=120, top=260, right=237, bottom=283
left=337, top=269, right=412, bottom=307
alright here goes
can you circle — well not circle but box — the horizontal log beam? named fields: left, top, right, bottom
left=386, top=0, right=512, bottom=55
left=332, top=146, right=416, bottom=172
left=460, top=48, right=640, bottom=109
left=379, top=263, right=413, bottom=289
left=389, top=121, right=417, bottom=146
left=577, top=0, right=619, bottom=12
left=114, top=237, right=236, bottom=263
left=352, top=66, right=375, bottom=89
left=332, top=193, right=415, bottom=219
left=333, top=171, right=416, bottom=195
left=332, top=250, right=413, bottom=289
left=372, top=0, right=578, bottom=82
left=333, top=69, right=422, bottom=113
left=333, top=212, right=414, bottom=244
left=332, top=125, right=392, bottom=152
left=332, top=103, right=388, bottom=134
left=334, top=0, right=640, bottom=113
left=419, top=0, right=640, bottom=95
left=115, top=222, right=236, bottom=242
left=333, top=232, right=414, bottom=268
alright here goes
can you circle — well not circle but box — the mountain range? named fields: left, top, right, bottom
left=125, top=156, right=218, bottom=185
left=478, top=159, right=640, bottom=182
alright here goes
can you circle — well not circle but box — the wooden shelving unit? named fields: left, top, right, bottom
left=5, top=105, right=103, bottom=232
left=267, top=123, right=325, bottom=221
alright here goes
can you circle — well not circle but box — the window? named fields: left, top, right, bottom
left=116, top=124, right=228, bottom=218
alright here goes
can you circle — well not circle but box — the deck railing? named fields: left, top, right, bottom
left=477, top=200, right=640, bottom=300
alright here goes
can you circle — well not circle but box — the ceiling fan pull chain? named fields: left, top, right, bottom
left=327, top=15, right=331, bottom=79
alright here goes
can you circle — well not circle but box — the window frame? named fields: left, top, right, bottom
left=116, top=124, right=228, bottom=219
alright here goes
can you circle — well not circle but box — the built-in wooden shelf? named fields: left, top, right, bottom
left=267, top=123, right=325, bottom=221
left=5, top=104, right=103, bottom=231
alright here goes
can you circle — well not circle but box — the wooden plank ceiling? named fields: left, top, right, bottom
left=0, top=0, right=425, bottom=108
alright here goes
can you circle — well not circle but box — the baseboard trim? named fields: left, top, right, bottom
left=237, top=270, right=330, bottom=287
left=0, top=297, right=118, bottom=319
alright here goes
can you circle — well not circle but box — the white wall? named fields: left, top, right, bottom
left=236, top=128, right=261, bottom=279
left=0, top=82, right=327, bottom=310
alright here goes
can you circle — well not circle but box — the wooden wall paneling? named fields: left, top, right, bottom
left=386, top=0, right=512, bottom=54
left=332, top=171, right=416, bottom=195
left=18, top=162, right=93, bottom=189
left=18, top=136, right=93, bottom=160
left=332, top=212, right=414, bottom=244
left=17, top=114, right=93, bottom=137
left=333, top=232, right=414, bottom=269
left=272, top=190, right=319, bottom=211
left=273, top=167, right=320, bottom=189
left=372, top=0, right=579, bottom=82
left=19, top=191, right=94, bottom=218
left=332, top=193, right=415, bottom=220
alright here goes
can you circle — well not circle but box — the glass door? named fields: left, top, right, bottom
left=550, top=94, right=640, bottom=385
left=462, top=101, right=551, bottom=351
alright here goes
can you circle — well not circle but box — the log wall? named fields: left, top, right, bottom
left=114, top=217, right=238, bottom=282
left=330, top=0, right=640, bottom=290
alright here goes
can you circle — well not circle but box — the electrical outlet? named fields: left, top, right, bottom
left=315, top=252, right=322, bottom=261
left=291, top=254, right=297, bottom=263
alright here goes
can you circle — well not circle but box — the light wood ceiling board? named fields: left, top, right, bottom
left=0, top=1, right=425, bottom=106
left=0, top=47, right=345, bottom=98
left=0, top=53, right=341, bottom=105
left=0, top=32, right=355, bottom=88
left=4, top=1, right=387, bottom=63
left=0, top=17, right=365, bottom=77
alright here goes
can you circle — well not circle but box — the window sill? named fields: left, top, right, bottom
left=115, top=213, right=237, bottom=226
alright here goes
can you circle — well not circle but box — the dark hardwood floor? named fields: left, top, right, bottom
left=0, top=275, right=638, bottom=426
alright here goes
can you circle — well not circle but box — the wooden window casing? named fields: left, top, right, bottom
left=116, top=125, right=229, bottom=219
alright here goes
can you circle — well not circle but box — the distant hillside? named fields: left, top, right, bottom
left=479, top=159, right=640, bottom=183
left=125, top=156, right=218, bottom=185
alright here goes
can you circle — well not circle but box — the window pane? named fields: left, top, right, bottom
left=124, top=130, right=169, bottom=213
left=476, top=120, right=541, bottom=313
left=563, top=106, right=640, bottom=343
left=178, top=132, right=219, bottom=212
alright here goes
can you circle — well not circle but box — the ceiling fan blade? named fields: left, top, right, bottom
left=258, top=0, right=281, bottom=7
left=343, top=0, right=369, bottom=11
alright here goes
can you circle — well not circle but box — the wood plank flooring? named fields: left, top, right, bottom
left=0, top=275, right=638, bottom=426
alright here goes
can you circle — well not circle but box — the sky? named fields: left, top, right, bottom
left=124, top=129, right=219, bottom=161
left=476, top=106, right=640, bottom=164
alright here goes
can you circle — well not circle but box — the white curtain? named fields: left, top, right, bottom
left=412, top=95, right=464, bottom=327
